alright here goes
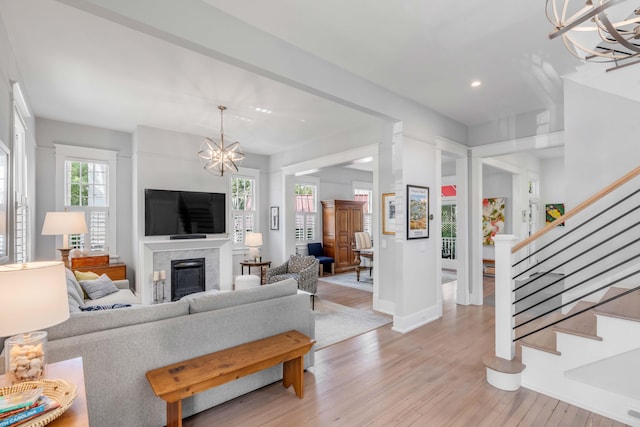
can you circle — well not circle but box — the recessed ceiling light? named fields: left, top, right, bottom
left=254, top=107, right=273, bottom=114
left=471, top=81, right=482, bottom=88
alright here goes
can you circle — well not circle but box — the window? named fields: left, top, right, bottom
left=65, top=160, right=109, bottom=250
left=13, top=108, right=28, bottom=263
left=353, top=186, right=372, bottom=235
left=295, top=183, right=317, bottom=242
left=12, top=82, right=31, bottom=264
left=231, top=175, right=256, bottom=246
left=441, top=204, right=457, bottom=260
left=55, top=144, right=117, bottom=255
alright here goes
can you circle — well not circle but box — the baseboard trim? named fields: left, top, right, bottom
left=392, top=304, right=440, bottom=334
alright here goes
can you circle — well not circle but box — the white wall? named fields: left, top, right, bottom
left=35, top=119, right=133, bottom=267
left=539, top=156, right=566, bottom=245
left=564, top=80, right=640, bottom=209
left=468, top=107, right=564, bottom=147
left=315, top=166, right=373, bottom=201
left=133, top=125, right=270, bottom=287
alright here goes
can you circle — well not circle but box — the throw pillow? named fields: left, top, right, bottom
left=80, top=304, right=131, bottom=311
left=74, top=271, right=99, bottom=298
left=79, top=274, right=119, bottom=300
left=74, top=270, right=99, bottom=281
left=65, top=268, right=85, bottom=307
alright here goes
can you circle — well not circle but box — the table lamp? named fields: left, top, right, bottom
left=0, top=261, right=69, bottom=386
left=244, top=232, right=263, bottom=261
left=41, top=211, right=88, bottom=268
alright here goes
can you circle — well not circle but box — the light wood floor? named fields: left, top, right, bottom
left=184, top=276, right=627, bottom=426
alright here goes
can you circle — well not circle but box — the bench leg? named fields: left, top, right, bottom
left=282, top=356, right=304, bottom=398
left=166, top=400, right=182, bottom=427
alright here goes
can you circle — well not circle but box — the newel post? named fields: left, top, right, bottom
left=492, top=234, right=518, bottom=360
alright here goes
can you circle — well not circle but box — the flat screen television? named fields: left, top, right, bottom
left=144, top=189, right=226, bottom=236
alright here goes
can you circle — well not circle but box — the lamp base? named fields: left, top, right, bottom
left=4, top=331, right=47, bottom=386
left=56, top=248, right=72, bottom=269
left=248, top=247, right=261, bottom=261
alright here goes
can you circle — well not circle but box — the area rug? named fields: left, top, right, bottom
left=318, top=272, right=373, bottom=292
left=320, top=270, right=457, bottom=292
left=314, top=299, right=392, bottom=349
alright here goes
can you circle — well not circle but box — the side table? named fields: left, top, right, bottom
left=240, top=260, right=272, bottom=285
left=0, top=357, right=90, bottom=426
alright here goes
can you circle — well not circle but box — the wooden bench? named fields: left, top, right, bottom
left=145, top=330, right=315, bottom=427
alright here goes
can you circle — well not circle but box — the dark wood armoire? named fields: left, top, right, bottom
left=321, top=200, right=365, bottom=273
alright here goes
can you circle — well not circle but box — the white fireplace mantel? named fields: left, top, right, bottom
left=138, top=236, right=233, bottom=304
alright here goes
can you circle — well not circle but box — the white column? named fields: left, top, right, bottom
left=493, top=234, right=518, bottom=360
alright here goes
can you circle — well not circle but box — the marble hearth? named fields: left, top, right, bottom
left=139, top=237, right=232, bottom=305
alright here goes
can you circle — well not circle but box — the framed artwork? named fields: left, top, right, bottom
left=0, top=141, right=7, bottom=264
left=482, top=197, right=505, bottom=245
left=382, top=193, right=396, bottom=235
left=406, top=185, right=429, bottom=239
left=270, top=206, right=279, bottom=230
left=545, top=203, right=565, bottom=226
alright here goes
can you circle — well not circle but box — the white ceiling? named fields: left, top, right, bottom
left=1, top=0, right=636, bottom=158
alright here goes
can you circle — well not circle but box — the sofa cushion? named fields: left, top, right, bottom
left=189, top=279, right=298, bottom=314
left=45, top=300, right=190, bottom=341
left=80, top=274, right=119, bottom=300
left=83, top=289, right=139, bottom=307
left=65, top=268, right=85, bottom=307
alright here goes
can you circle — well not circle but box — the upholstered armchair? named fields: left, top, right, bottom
left=307, top=242, right=334, bottom=276
left=266, top=255, right=319, bottom=296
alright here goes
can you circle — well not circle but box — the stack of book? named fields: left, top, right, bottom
left=0, top=387, right=60, bottom=427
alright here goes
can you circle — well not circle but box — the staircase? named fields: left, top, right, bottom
left=485, top=166, right=640, bottom=426
left=519, top=287, right=640, bottom=425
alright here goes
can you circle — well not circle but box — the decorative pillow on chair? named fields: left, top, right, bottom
left=79, top=274, right=119, bottom=300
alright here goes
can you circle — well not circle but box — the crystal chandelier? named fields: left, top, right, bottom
left=198, top=105, right=245, bottom=176
left=546, top=0, right=640, bottom=71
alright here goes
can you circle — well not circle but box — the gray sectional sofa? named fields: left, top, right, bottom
left=0, top=279, right=315, bottom=427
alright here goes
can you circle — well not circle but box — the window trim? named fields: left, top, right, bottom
left=230, top=167, right=260, bottom=252
left=295, top=176, right=319, bottom=243
left=353, top=181, right=373, bottom=236
left=54, top=144, right=118, bottom=256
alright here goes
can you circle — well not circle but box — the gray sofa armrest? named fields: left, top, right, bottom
left=297, top=259, right=319, bottom=294
left=113, top=279, right=130, bottom=290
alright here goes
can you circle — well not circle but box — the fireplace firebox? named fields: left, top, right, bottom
left=171, top=258, right=205, bottom=301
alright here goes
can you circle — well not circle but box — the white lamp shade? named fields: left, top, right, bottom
left=41, top=212, right=88, bottom=236
left=0, top=262, right=69, bottom=337
left=244, top=232, right=263, bottom=247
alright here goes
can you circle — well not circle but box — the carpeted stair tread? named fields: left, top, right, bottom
left=516, top=312, right=563, bottom=355
left=552, top=301, right=601, bottom=341
left=593, top=287, right=640, bottom=323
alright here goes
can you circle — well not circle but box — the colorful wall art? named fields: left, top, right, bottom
left=545, top=203, right=565, bottom=226
left=482, top=197, right=505, bottom=245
